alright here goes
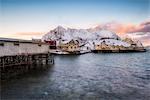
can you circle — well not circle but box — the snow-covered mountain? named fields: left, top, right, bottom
left=42, top=26, right=120, bottom=41
left=42, top=26, right=145, bottom=50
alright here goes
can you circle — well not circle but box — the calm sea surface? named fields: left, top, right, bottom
left=1, top=51, right=150, bottom=100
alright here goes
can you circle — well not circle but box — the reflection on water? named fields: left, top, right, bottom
left=1, top=52, right=150, bottom=100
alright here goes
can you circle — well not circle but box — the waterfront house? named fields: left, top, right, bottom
left=123, top=38, right=137, bottom=47
left=94, top=40, right=111, bottom=50
left=58, top=39, right=80, bottom=52
left=0, top=38, right=50, bottom=56
left=123, top=38, right=145, bottom=50
left=44, top=40, right=57, bottom=49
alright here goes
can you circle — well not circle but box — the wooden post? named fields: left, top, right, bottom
left=47, top=53, right=54, bottom=65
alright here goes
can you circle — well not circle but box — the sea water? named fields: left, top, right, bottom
left=1, top=51, right=150, bottom=100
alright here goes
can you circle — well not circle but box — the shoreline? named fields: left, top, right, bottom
left=49, top=49, right=147, bottom=55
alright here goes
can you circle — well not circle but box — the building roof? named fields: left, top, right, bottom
left=0, top=37, right=31, bottom=42
left=0, top=37, right=47, bottom=44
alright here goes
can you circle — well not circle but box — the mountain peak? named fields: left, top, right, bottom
left=55, top=26, right=66, bottom=30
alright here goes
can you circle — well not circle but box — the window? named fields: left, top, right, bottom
left=38, top=44, right=41, bottom=47
left=14, top=42, right=19, bottom=46
left=0, top=42, right=4, bottom=46
left=49, top=46, right=56, bottom=49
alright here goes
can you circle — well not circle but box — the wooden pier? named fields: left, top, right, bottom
left=0, top=53, right=54, bottom=80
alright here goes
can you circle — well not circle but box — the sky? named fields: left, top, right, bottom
left=0, top=0, right=150, bottom=39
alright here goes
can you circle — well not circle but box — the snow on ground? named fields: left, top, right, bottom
left=94, top=39, right=131, bottom=47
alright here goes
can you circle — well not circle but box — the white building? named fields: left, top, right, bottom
left=0, top=38, right=50, bottom=56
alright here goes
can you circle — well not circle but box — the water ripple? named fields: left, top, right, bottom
left=1, top=52, right=150, bottom=100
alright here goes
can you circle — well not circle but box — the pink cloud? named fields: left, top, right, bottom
left=94, top=20, right=150, bottom=46
left=94, top=20, right=150, bottom=34
left=131, top=21, right=150, bottom=32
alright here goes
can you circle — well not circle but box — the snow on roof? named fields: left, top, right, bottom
left=61, top=40, right=70, bottom=44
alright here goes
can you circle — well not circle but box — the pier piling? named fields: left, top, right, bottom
left=0, top=53, right=54, bottom=80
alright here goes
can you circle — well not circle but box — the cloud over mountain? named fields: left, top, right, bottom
left=93, top=20, right=150, bottom=46
left=132, top=21, right=150, bottom=32
left=94, top=20, right=150, bottom=34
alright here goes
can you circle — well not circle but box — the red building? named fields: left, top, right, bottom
left=44, top=40, right=57, bottom=49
